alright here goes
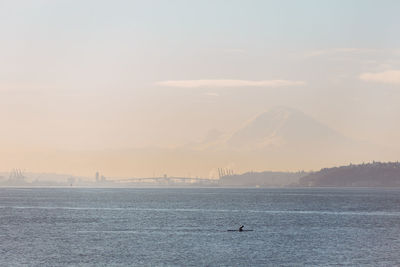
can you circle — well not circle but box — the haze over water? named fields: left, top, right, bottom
left=1, top=1, right=400, bottom=178
left=2, top=188, right=400, bottom=266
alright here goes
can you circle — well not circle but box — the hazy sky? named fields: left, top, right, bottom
left=1, top=1, right=400, bottom=176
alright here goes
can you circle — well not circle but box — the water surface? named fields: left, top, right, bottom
left=1, top=188, right=400, bottom=266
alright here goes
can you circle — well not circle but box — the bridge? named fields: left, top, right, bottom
left=113, top=176, right=218, bottom=184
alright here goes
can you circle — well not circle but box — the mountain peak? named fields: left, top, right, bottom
left=227, top=107, right=346, bottom=149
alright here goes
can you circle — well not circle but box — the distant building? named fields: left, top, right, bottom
left=8, top=169, right=26, bottom=186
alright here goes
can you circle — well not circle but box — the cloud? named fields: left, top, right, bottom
left=156, top=79, right=306, bottom=88
left=305, top=48, right=377, bottom=58
left=359, top=70, right=400, bottom=85
left=205, top=92, right=219, bottom=97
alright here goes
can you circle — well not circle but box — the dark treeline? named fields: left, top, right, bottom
left=218, top=162, right=400, bottom=187
left=298, top=161, right=400, bottom=187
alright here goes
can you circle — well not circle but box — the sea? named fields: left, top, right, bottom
left=1, top=188, right=400, bottom=266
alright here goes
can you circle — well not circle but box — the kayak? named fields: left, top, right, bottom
left=227, top=230, right=253, bottom=232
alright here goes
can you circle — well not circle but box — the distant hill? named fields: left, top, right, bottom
left=298, top=162, right=400, bottom=187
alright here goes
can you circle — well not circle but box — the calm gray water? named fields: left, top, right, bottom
left=1, top=188, right=400, bottom=266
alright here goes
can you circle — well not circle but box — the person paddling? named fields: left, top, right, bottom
left=239, top=225, right=244, bottom=232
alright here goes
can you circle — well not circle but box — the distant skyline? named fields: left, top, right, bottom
left=1, top=1, right=399, bottom=177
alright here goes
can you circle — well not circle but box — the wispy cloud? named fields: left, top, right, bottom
left=156, top=79, right=306, bottom=88
left=205, top=92, right=219, bottom=97
left=305, top=48, right=377, bottom=58
left=359, top=70, right=400, bottom=85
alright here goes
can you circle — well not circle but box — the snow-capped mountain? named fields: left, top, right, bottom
left=226, top=106, right=349, bottom=149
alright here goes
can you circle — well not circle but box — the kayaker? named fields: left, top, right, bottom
left=239, top=225, right=244, bottom=232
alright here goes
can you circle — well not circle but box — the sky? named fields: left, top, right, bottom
left=1, top=0, right=400, bottom=177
